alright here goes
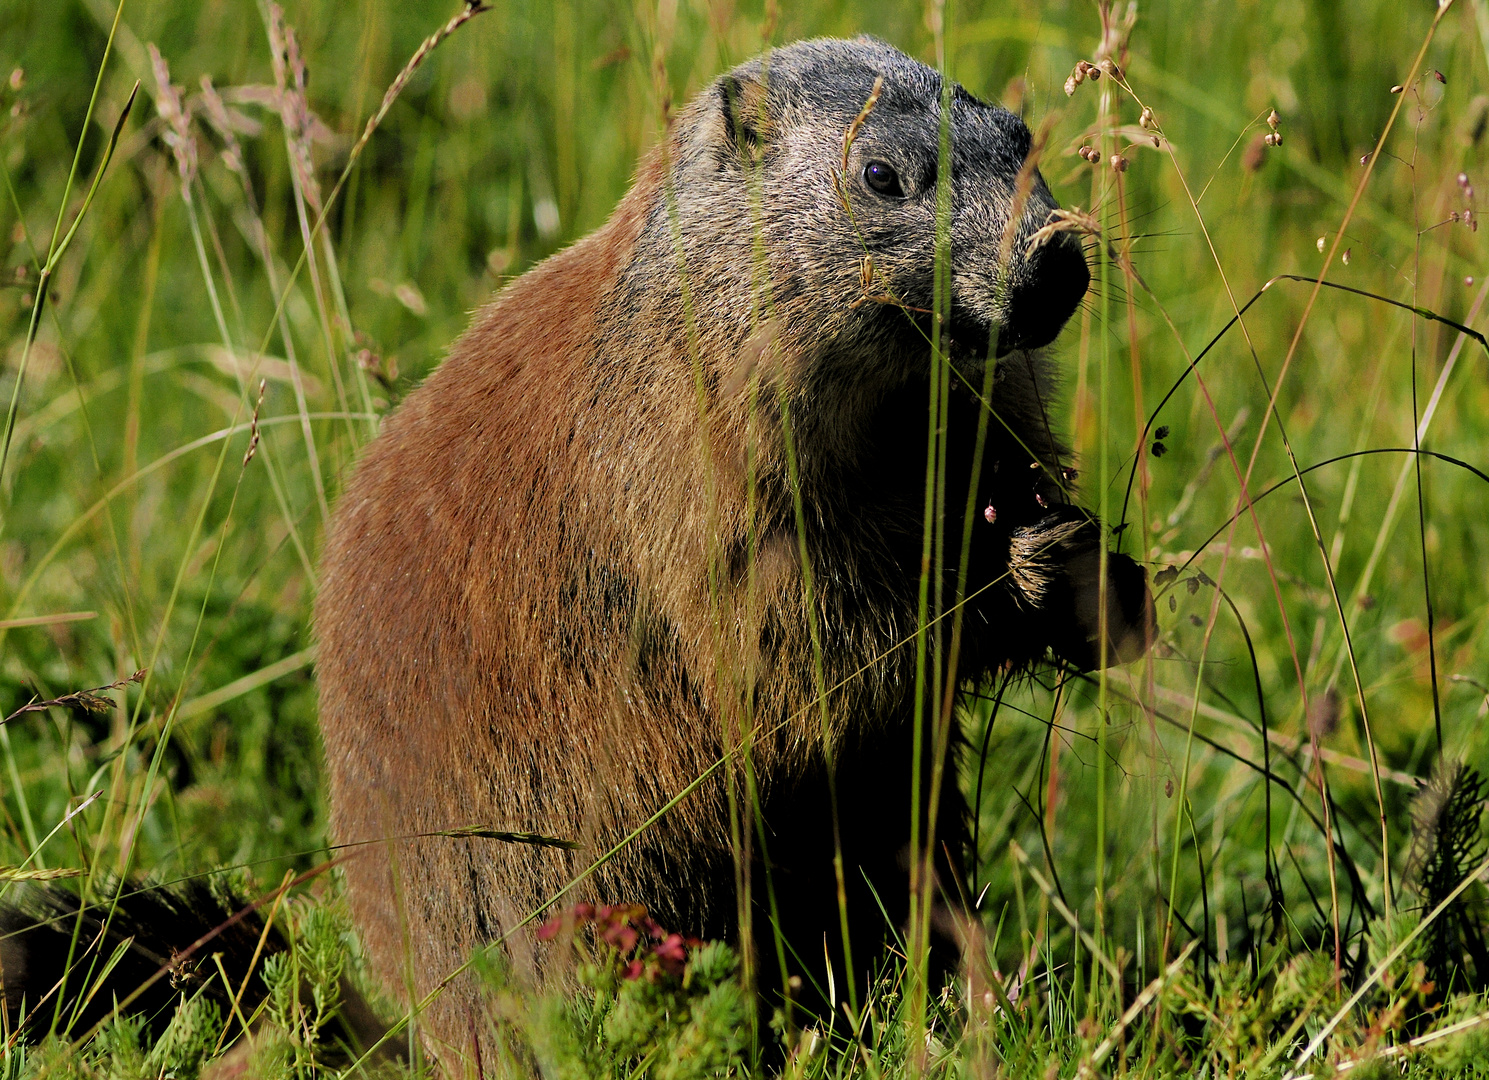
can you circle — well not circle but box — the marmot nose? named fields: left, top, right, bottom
left=997, top=234, right=1091, bottom=355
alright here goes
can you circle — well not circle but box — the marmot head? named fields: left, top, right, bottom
left=666, top=37, right=1089, bottom=378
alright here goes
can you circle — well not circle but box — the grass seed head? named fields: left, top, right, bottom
left=147, top=44, right=197, bottom=190
left=243, top=379, right=266, bottom=467
left=1066, top=59, right=1099, bottom=95
left=1024, top=205, right=1101, bottom=255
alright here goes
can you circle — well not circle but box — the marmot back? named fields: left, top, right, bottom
left=315, top=36, right=1149, bottom=1065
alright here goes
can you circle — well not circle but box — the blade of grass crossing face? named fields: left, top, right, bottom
left=1095, top=6, right=1114, bottom=976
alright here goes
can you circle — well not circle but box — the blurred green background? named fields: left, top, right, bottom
left=0, top=0, right=1485, bottom=988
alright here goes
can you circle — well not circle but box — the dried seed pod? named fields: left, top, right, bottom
left=1140, top=106, right=1155, bottom=128
left=1434, top=69, right=1447, bottom=84
left=1064, top=75, right=1079, bottom=97
left=1466, top=276, right=1476, bottom=287
left=1267, top=108, right=1280, bottom=130
left=1342, top=248, right=1352, bottom=265
left=1361, top=152, right=1372, bottom=165
left=1391, top=84, right=1405, bottom=94
left=1098, top=58, right=1122, bottom=80
left=1151, top=135, right=1161, bottom=147
left=1317, top=236, right=1327, bottom=252
left=983, top=502, right=998, bottom=525
left=1110, top=153, right=1129, bottom=173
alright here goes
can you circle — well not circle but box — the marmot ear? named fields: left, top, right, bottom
left=719, top=73, right=770, bottom=157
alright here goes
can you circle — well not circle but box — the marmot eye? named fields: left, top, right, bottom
left=863, top=160, right=905, bottom=198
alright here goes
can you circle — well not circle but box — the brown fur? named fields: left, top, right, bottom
left=315, top=38, right=1148, bottom=1064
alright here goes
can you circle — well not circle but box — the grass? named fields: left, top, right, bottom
left=2, top=0, right=1489, bottom=1075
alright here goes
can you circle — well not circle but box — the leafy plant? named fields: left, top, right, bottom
left=522, top=904, right=748, bottom=1080
left=1407, top=761, right=1489, bottom=993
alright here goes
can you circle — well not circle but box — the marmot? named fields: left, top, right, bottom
left=315, top=37, right=1149, bottom=1061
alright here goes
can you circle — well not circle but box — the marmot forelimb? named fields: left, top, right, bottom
left=315, top=37, right=1151, bottom=1062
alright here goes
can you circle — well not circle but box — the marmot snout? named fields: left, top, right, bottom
left=316, top=35, right=1147, bottom=1064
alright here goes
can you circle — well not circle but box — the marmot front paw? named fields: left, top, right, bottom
left=1007, top=508, right=1155, bottom=671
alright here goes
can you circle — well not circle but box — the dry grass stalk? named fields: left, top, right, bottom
left=835, top=75, right=884, bottom=212
left=4, top=670, right=145, bottom=724
left=347, top=0, right=491, bottom=173
left=721, top=317, right=780, bottom=397
left=243, top=378, right=266, bottom=467
left=1025, top=205, right=1102, bottom=256
left=998, top=115, right=1053, bottom=271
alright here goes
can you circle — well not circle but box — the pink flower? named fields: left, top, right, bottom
left=653, top=933, right=689, bottom=977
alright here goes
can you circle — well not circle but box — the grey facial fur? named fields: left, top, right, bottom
left=668, top=37, right=1088, bottom=368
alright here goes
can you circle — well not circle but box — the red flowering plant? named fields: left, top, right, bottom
left=532, top=903, right=747, bottom=1077
left=537, top=902, right=703, bottom=983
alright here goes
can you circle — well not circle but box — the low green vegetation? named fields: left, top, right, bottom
left=2, top=0, right=1489, bottom=1075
